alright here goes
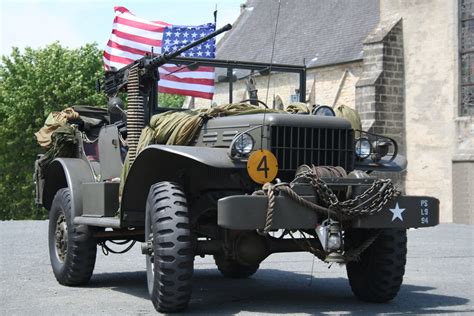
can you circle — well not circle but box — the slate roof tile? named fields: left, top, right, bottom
left=217, top=0, right=379, bottom=68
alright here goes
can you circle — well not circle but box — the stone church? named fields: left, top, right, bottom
left=196, top=0, right=472, bottom=223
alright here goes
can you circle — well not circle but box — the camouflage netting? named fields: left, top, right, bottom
left=37, top=125, right=78, bottom=178
left=119, top=102, right=361, bottom=191
left=35, top=107, right=79, bottom=148
left=119, top=103, right=299, bottom=191
left=35, top=103, right=362, bottom=190
left=334, top=104, right=362, bottom=138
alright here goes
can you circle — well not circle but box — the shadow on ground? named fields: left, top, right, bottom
left=89, top=268, right=471, bottom=315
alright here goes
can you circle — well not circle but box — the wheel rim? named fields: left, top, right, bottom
left=147, top=232, right=154, bottom=276
left=55, top=213, right=68, bottom=263
left=145, top=208, right=155, bottom=295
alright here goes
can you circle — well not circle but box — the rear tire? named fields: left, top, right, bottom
left=214, top=254, right=259, bottom=278
left=146, top=182, right=194, bottom=313
left=346, top=228, right=407, bottom=303
left=48, top=188, right=97, bottom=285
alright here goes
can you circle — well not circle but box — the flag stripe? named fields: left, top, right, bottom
left=103, top=51, right=134, bottom=66
left=158, top=86, right=213, bottom=99
left=114, top=16, right=166, bottom=33
left=159, top=74, right=214, bottom=86
left=109, top=33, right=157, bottom=53
left=105, top=44, right=144, bottom=62
left=107, top=39, right=150, bottom=57
left=158, top=79, right=215, bottom=93
left=160, top=65, right=215, bottom=73
left=112, top=29, right=162, bottom=47
left=113, top=23, right=163, bottom=42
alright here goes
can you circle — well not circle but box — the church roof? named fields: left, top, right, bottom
left=217, top=0, right=379, bottom=68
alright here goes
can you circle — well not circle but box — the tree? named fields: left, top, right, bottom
left=0, top=43, right=106, bottom=220
left=159, top=93, right=185, bottom=108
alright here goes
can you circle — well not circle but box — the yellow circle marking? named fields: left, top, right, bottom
left=247, top=150, right=278, bottom=184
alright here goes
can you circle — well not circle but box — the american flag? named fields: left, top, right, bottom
left=103, top=6, right=216, bottom=100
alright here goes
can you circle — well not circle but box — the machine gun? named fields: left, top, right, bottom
left=102, top=23, right=231, bottom=163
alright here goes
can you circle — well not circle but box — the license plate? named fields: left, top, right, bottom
left=352, top=196, right=439, bottom=228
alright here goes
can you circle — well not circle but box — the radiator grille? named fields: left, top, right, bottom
left=270, top=126, right=355, bottom=172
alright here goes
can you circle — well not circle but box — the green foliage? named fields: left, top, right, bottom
left=0, top=42, right=106, bottom=220
left=159, top=93, right=185, bottom=108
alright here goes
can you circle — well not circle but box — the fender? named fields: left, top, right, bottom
left=43, top=158, right=95, bottom=218
left=121, top=145, right=246, bottom=226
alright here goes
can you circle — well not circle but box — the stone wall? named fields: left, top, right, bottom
left=197, top=62, right=362, bottom=110
left=355, top=18, right=405, bottom=155
left=354, top=17, right=406, bottom=192
left=381, top=0, right=459, bottom=223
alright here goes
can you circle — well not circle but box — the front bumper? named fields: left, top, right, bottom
left=217, top=184, right=439, bottom=230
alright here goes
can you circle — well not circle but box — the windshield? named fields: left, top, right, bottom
left=155, top=56, right=306, bottom=112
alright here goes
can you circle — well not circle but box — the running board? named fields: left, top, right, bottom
left=74, top=216, right=121, bottom=228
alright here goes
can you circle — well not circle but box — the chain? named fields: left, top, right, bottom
left=81, top=132, right=98, bottom=144
left=294, top=168, right=400, bottom=217
left=258, top=166, right=400, bottom=235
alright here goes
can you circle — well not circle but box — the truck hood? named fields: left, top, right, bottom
left=202, top=113, right=352, bottom=130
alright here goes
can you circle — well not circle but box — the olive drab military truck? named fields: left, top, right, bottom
left=34, top=24, right=439, bottom=313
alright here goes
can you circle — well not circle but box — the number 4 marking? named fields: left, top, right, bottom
left=257, top=155, right=269, bottom=178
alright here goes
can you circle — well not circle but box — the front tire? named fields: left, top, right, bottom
left=48, top=188, right=97, bottom=285
left=346, top=228, right=407, bottom=303
left=146, top=182, right=194, bottom=313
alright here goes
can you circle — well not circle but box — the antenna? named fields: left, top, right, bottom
left=261, top=0, right=282, bottom=148
left=214, top=4, right=218, bottom=24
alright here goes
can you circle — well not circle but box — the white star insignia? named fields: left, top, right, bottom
left=389, top=203, right=405, bottom=222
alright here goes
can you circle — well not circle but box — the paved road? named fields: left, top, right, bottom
left=1, top=221, right=473, bottom=315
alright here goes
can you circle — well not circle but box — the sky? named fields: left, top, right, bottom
left=0, top=0, right=243, bottom=56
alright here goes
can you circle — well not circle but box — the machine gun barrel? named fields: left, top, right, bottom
left=146, top=23, right=232, bottom=69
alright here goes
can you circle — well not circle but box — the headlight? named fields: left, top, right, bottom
left=355, top=138, right=372, bottom=159
left=232, top=133, right=254, bottom=156
left=372, top=140, right=391, bottom=162
left=312, top=105, right=336, bottom=116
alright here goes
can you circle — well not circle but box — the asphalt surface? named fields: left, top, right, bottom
left=0, top=221, right=473, bottom=315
